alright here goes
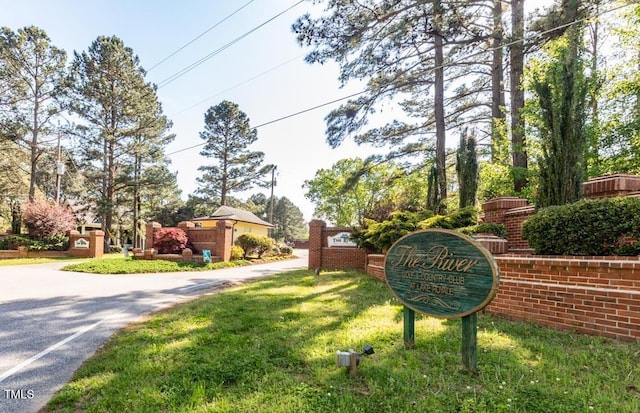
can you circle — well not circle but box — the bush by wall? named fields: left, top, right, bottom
left=351, top=207, right=482, bottom=253
left=230, top=245, right=245, bottom=261
left=23, top=199, right=77, bottom=239
left=459, top=222, right=507, bottom=239
left=522, top=197, right=640, bottom=255
left=235, top=233, right=273, bottom=258
left=153, top=228, right=189, bottom=254
left=0, top=233, right=69, bottom=251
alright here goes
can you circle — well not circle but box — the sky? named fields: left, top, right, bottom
left=2, top=0, right=381, bottom=222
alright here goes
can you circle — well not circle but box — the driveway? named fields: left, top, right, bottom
left=0, top=251, right=308, bottom=413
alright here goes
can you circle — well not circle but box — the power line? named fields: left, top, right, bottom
left=147, top=0, right=255, bottom=72
left=156, top=0, right=304, bottom=89
left=166, top=89, right=367, bottom=156
left=170, top=53, right=306, bottom=117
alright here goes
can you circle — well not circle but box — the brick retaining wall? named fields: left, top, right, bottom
left=365, top=254, right=640, bottom=342
left=485, top=255, right=640, bottom=341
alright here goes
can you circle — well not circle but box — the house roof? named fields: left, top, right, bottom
left=194, top=205, right=274, bottom=227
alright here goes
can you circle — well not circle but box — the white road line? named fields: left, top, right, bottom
left=0, top=313, right=121, bottom=384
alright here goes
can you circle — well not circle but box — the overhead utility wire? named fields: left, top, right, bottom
left=156, top=0, right=304, bottom=89
left=166, top=89, right=367, bottom=156
left=147, top=0, right=255, bottom=72
left=170, top=53, right=306, bottom=117
left=165, top=1, right=631, bottom=157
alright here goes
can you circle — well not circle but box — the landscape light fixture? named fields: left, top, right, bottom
left=336, top=344, right=375, bottom=375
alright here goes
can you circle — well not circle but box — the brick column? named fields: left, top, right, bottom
left=89, top=230, right=104, bottom=258
left=308, top=220, right=326, bottom=270
left=68, top=230, right=104, bottom=258
left=145, top=222, right=161, bottom=251
left=482, top=197, right=529, bottom=225
left=215, top=219, right=234, bottom=262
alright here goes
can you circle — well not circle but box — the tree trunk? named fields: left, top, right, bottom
left=28, top=98, right=39, bottom=202
left=434, top=0, right=447, bottom=213
left=510, top=0, right=527, bottom=192
left=492, top=0, right=507, bottom=163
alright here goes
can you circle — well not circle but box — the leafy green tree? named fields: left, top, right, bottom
left=0, top=26, right=67, bottom=201
left=68, top=35, right=172, bottom=250
left=306, top=157, right=430, bottom=226
left=196, top=100, right=269, bottom=206
left=593, top=2, right=640, bottom=175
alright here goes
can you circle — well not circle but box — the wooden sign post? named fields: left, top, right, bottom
left=384, top=229, right=499, bottom=372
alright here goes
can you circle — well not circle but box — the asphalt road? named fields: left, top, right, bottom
left=0, top=251, right=308, bottom=413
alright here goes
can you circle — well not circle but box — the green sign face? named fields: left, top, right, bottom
left=384, top=229, right=499, bottom=318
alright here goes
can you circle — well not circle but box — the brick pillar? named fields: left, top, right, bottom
left=308, top=220, right=326, bottom=270
left=89, top=230, right=104, bottom=258
left=482, top=197, right=529, bottom=225
left=582, top=174, right=640, bottom=199
left=215, top=219, right=234, bottom=262
left=145, top=222, right=161, bottom=251
left=68, top=230, right=104, bottom=258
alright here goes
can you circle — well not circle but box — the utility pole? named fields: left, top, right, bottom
left=269, top=165, right=277, bottom=237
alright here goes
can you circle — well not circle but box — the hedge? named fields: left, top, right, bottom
left=522, top=197, right=640, bottom=256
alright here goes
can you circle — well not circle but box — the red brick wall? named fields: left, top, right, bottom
left=582, top=174, right=640, bottom=199
left=308, top=220, right=367, bottom=270
left=366, top=254, right=385, bottom=281
left=485, top=255, right=640, bottom=341
left=320, top=247, right=367, bottom=270
left=366, top=253, right=640, bottom=341
left=503, top=205, right=535, bottom=252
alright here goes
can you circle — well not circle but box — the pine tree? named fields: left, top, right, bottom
left=68, top=35, right=173, bottom=250
left=196, top=100, right=269, bottom=206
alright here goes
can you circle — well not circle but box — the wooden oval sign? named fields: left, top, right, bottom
left=384, top=229, right=499, bottom=318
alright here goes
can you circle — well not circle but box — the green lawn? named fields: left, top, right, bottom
left=0, top=253, right=123, bottom=267
left=61, top=257, right=250, bottom=274
left=44, top=269, right=640, bottom=413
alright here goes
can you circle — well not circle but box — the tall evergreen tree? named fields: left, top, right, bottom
left=0, top=26, right=67, bottom=201
left=456, top=128, right=479, bottom=208
left=68, top=35, right=173, bottom=250
left=196, top=100, right=269, bottom=207
left=531, top=15, right=589, bottom=207
left=269, top=196, right=307, bottom=242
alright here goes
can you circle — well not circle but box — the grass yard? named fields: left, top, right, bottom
left=44, top=269, right=640, bottom=413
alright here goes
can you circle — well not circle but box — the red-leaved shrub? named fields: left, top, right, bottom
left=153, top=227, right=189, bottom=254
left=22, top=199, right=77, bottom=238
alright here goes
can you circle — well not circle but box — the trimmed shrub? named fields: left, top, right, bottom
left=235, top=233, right=273, bottom=258
left=459, top=222, right=507, bottom=239
left=230, top=245, right=244, bottom=261
left=153, top=228, right=189, bottom=254
left=23, top=199, right=77, bottom=239
left=522, top=197, right=640, bottom=256
left=352, top=208, right=479, bottom=253
left=351, top=210, right=434, bottom=253
left=417, top=206, right=478, bottom=230
left=279, top=244, right=293, bottom=255
left=0, top=233, right=69, bottom=251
